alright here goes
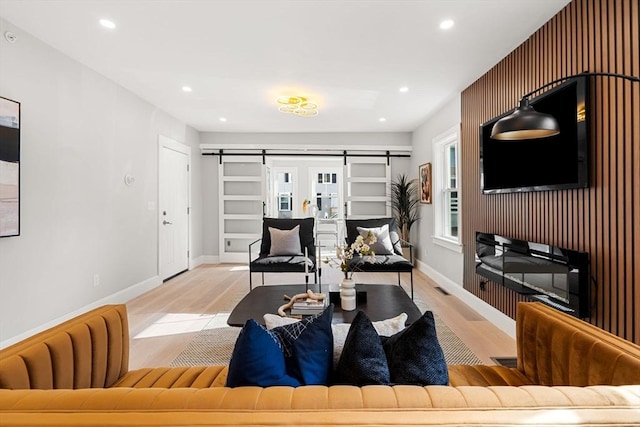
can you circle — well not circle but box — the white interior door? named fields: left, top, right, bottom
left=159, top=136, right=190, bottom=280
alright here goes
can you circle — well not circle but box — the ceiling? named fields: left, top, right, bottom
left=0, top=0, right=570, bottom=133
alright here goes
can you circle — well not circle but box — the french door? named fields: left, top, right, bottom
left=345, top=157, right=391, bottom=218
left=219, top=156, right=264, bottom=263
left=216, top=155, right=391, bottom=263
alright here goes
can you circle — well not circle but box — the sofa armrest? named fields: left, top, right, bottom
left=516, top=302, right=640, bottom=386
left=0, top=305, right=130, bottom=390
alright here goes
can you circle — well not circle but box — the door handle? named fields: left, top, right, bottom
left=163, top=220, right=173, bottom=225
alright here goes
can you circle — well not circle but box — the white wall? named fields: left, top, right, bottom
left=411, top=95, right=463, bottom=285
left=201, top=132, right=411, bottom=148
left=411, top=96, right=515, bottom=337
left=199, top=132, right=411, bottom=257
left=201, top=155, right=220, bottom=258
left=0, top=19, right=203, bottom=345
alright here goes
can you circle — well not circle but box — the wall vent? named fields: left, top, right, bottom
left=435, top=287, right=450, bottom=296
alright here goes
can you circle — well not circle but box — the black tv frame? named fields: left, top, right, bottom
left=479, top=77, right=590, bottom=195
left=475, top=232, right=590, bottom=318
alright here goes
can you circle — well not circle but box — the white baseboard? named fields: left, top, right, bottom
left=416, top=260, right=516, bottom=339
left=220, top=253, right=249, bottom=264
left=0, top=275, right=162, bottom=349
left=190, top=255, right=219, bottom=268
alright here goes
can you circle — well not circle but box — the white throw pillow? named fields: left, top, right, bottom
left=357, top=224, right=394, bottom=255
left=263, top=312, right=408, bottom=366
left=268, top=225, right=302, bottom=256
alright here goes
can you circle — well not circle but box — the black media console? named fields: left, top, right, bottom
left=475, top=232, right=590, bottom=318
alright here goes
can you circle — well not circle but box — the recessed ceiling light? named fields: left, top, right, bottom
left=99, top=19, right=116, bottom=29
left=379, top=118, right=387, bottom=122
left=182, top=86, right=192, bottom=92
left=440, top=19, right=454, bottom=30
left=399, top=87, right=409, bottom=93
left=219, top=117, right=227, bottom=122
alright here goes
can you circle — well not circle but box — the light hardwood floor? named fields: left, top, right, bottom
left=126, top=264, right=516, bottom=369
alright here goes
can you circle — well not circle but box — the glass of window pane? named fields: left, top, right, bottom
left=444, top=190, right=459, bottom=238
left=448, top=146, right=457, bottom=188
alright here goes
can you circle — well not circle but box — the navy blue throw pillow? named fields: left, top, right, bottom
left=333, top=311, right=390, bottom=386
left=382, top=310, right=449, bottom=386
left=272, top=304, right=334, bottom=385
left=226, top=319, right=300, bottom=387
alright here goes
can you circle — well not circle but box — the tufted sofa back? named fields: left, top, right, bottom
left=0, top=305, right=129, bottom=390
left=516, top=302, right=640, bottom=386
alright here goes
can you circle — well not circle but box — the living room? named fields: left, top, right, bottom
left=1, top=0, right=637, bottom=347
left=1, top=1, right=639, bottom=424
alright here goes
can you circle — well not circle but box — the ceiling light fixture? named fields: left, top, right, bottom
left=182, top=86, right=192, bottom=92
left=219, top=117, right=227, bottom=122
left=379, top=118, right=387, bottom=122
left=399, top=87, right=409, bottom=93
left=99, top=19, right=116, bottom=29
left=439, top=19, right=454, bottom=30
left=277, top=96, right=319, bottom=117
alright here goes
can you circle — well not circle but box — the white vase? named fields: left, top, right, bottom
left=340, top=277, right=356, bottom=311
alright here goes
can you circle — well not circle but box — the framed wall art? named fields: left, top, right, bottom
left=419, top=162, right=431, bottom=204
left=0, top=96, right=20, bottom=237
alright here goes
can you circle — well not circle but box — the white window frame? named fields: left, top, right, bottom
left=432, top=125, right=462, bottom=253
left=278, top=193, right=292, bottom=212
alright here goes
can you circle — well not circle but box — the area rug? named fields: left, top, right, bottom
left=170, top=305, right=483, bottom=367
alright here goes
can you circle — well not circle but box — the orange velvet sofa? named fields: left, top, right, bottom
left=0, top=302, right=639, bottom=426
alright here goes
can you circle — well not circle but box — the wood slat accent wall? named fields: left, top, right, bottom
left=461, top=0, right=639, bottom=344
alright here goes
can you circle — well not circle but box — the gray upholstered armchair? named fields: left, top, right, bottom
left=344, top=218, right=414, bottom=299
left=248, top=217, right=318, bottom=290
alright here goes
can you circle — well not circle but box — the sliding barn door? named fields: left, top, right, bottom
left=345, top=158, right=391, bottom=219
left=219, top=156, right=264, bottom=263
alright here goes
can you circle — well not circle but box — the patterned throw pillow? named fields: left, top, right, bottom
left=227, top=306, right=334, bottom=387
left=357, top=224, right=394, bottom=255
left=271, top=304, right=334, bottom=385
left=226, top=319, right=300, bottom=387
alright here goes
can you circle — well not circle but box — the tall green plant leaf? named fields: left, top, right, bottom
left=390, top=174, right=420, bottom=242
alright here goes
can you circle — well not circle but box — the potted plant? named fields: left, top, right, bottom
left=390, top=174, right=420, bottom=262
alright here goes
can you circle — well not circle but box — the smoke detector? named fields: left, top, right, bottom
left=4, top=31, right=17, bottom=43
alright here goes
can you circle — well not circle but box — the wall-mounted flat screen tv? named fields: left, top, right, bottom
left=479, top=77, right=589, bottom=194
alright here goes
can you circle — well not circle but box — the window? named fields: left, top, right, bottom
left=278, top=193, right=291, bottom=211
left=318, top=173, right=335, bottom=183
left=314, top=170, right=340, bottom=218
left=432, top=125, right=461, bottom=252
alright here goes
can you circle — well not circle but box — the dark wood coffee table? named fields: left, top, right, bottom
left=227, top=284, right=422, bottom=327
